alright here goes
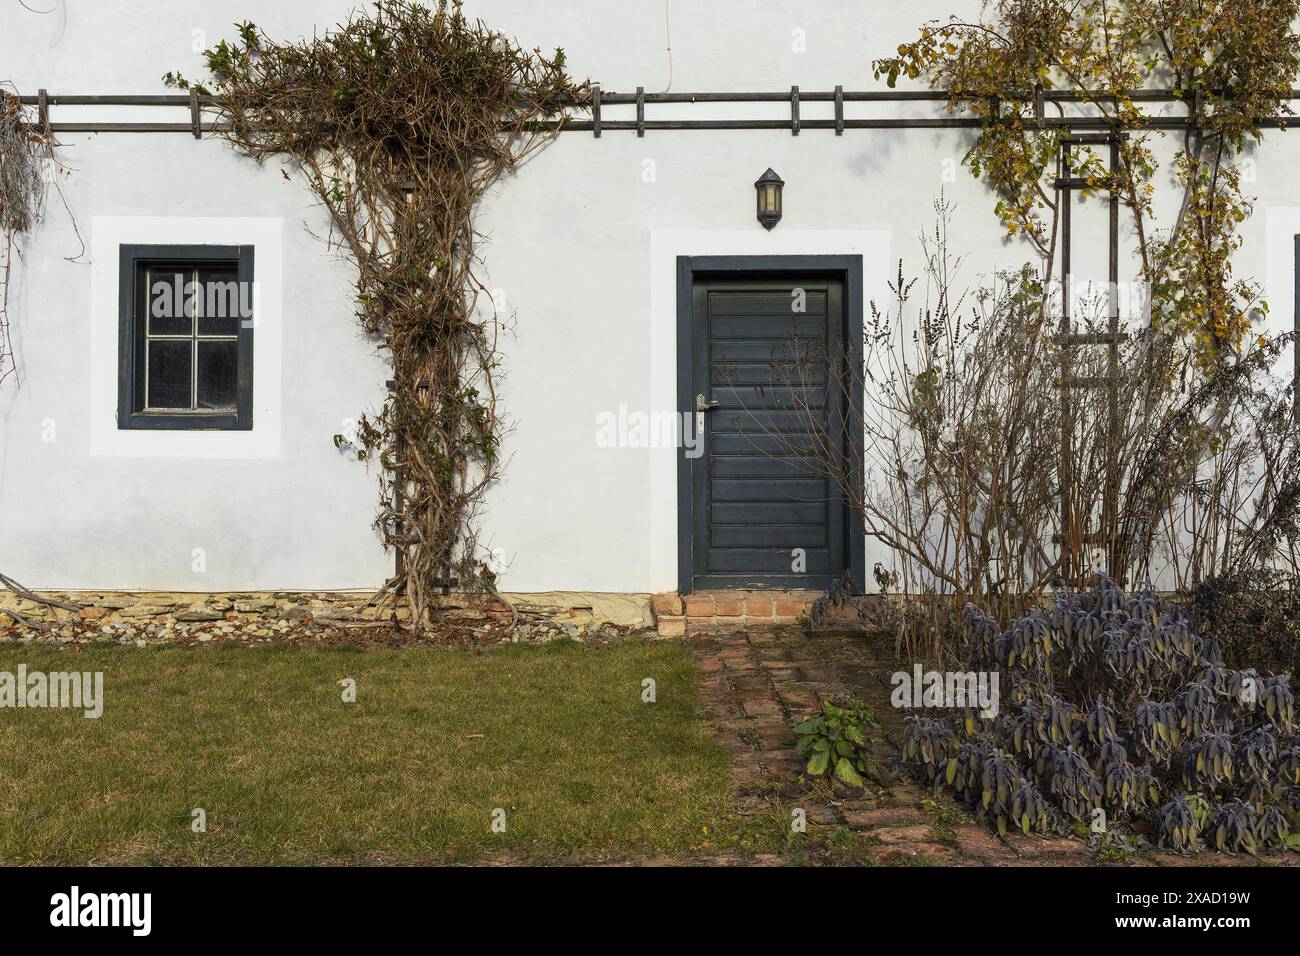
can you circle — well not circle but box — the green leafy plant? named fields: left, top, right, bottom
left=794, top=699, right=879, bottom=789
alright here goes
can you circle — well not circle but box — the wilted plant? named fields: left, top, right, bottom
left=900, top=577, right=1298, bottom=853
left=1208, top=801, right=1263, bottom=854
left=1189, top=570, right=1300, bottom=674
left=1154, top=792, right=1211, bottom=852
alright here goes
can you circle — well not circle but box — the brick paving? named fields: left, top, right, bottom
left=690, top=624, right=1297, bottom=867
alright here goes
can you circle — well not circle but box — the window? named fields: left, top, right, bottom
left=118, top=245, right=254, bottom=430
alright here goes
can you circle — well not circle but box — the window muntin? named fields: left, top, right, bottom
left=139, top=264, right=240, bottom=413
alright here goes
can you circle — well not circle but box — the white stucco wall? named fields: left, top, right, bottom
left=0, top=1, right=1296, bottom=593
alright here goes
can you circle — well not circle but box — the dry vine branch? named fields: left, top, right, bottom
left=0, top=84, right=57, bottom=385
left=169, top=1, right=584, bottom=631
left=0, top=571, right=84, bottom=631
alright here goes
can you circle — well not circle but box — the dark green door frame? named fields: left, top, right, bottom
left=675, top=254, right=865, bottom=595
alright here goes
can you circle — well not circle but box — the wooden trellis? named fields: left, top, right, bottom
left=17, top=87, right=1300, bottom=135
left=1053, top=133, right=1128, bottom=579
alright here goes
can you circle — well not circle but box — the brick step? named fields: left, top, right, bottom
left=651, top=589, right=829, bottom=636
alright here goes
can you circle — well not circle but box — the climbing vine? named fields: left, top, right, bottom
left=873, top=0, right=1300, bottom=362
left=169, top=0, right=583, bottom=630
left=0, top=85, right=57, bottom=385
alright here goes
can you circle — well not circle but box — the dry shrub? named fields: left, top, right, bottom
left=761, top=202, right=1300, bottom=663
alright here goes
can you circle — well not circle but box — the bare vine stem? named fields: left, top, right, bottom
left=0, top=571, right=84, bottom=631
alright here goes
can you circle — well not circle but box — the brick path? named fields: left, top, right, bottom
left=690, top=625, right=1294, bottom=867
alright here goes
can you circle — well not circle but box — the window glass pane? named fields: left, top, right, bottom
left=146, top=340, right=193, bottom=409
left=196, top=340, right=238, bottom=409
left=197, top=266, right=242, bottom=336
left=146, top=268, right=194, bottom=336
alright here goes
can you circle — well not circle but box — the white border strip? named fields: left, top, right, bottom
left=88, top=216, right=283, bottom=458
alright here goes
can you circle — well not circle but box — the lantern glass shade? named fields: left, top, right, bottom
left=755, top=168, right=784, bottom=230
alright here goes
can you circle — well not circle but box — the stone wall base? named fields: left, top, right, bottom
left=1, top=588, right=864, bottom=644
left=0, top=590, right=654, bottom=643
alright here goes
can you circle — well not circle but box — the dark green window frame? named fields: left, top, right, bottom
left=117, top=244, right=254, bottom=431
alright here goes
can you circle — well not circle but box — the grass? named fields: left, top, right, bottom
left=0, top=639, right=741, bottom=864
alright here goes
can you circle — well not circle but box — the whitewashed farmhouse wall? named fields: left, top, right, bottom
left=1, top=1, right=1296, bottom=594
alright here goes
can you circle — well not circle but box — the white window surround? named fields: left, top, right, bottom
left=1264, top=207, right=1300, bottom=347
left=646, top=227, right=892, bottom=589
left=88, top=216, right=284, bottom=458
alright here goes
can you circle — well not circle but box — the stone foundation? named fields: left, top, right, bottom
left=0, top=590, right=655, bottom=644
left=1, top=587, right=862, bottom=644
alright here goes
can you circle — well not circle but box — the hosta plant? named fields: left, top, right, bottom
left=900, top=577, right=1298, bottom=853
left=794, top=698, right=880, bottom=788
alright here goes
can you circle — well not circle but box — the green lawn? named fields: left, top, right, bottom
left=0, top=640, right=744, bottom=864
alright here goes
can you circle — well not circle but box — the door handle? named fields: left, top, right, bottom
left=694, top=393, right=720, bottom=443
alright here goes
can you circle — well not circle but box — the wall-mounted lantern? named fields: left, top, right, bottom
left=755, top=168, right=784, bottom=230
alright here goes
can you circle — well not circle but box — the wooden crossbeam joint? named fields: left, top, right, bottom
left=1061, top=133, right=1124, bottom=145
left=1054, top=177, right=1115, bottom=190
